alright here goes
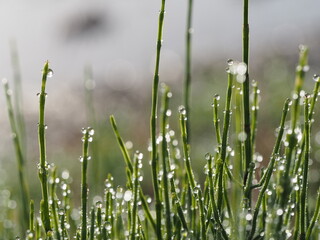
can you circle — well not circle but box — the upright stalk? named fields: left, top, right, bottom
left=37, top=61, right=52, bottom=233
left=10, top=40, right=26, bottom=154
left=217, top=73, right=233, bottom=212
left=161, top=85, right=172, bottom=239
left=248, top=98, right=291, bottom=240
left=242, top=0, right=253, bottom=206
left=299, top=95, right=310, bottom=240
left=2, top=78, right=29, bottom=230
left=150, top=0, right=166, bottom=238
left=184, top=0, right=193, bottom=143
left=80, top=127, right=94, bottom=240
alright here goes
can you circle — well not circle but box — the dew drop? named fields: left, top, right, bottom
left=178, top=105, right=186, bottom=115
left=95, top=201, right=103, bottom=208
left=303, top=65, right=310, bottom=72
left=245, top=213, right=253, bottom=221
left=123, top=190, right=132, bottom=201
left=237, top=62, right=247, bottom=75
left=227, top=59, right=234, bottom=66
left=238, top=132, right=247, bottom=142
left=236, top=74, right=246, bottom=83
left=47, top=69, right=54, bottom=78
left=276, top=209, right=284, bottom=216
left=2, top=78, right=8, bottom=85
left=88, top=128, right=95, bottom=136
left=81, top=128, right=87, bottom=134
left=313, top=74, right=320, bottom=82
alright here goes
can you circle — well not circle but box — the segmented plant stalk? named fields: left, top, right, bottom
left=29, top=200, right=34, bottom=233
left=110, top=116, right=156, bottom=231
left=212, top=94, right=222, bottom=146
left=160, top=85, right=172, bottom=239
left=251, top=81, right=259, bottom=151
left=207, top=154, right=229, bottom=239
left=10, top=40, right=27, bottom=154
left=80, top=127, right=94, bottom=240
left=50, top=167, right=61, bottom=240
left=242, top=0, right=253, bottom=203
left=248, top=98, right=291, bottom=240
left=131, top=154, right=140, bottom=240
left=276, top=46, right=309, bottom=232
left=179, top=107, right=196, bottom=190
left=150, top=0, right=166, bottom=238
left=184, top=0, right=193, bottom=143
left=83, top=65, right=99, bottom=194
left=2, top=78, right=29, bottom=230
left=90, top=208, right=95, bottom=240
left=293, top=75, right=320, bottom=175
left=299, top=95, right=310, bottom=240
left=217, top=72, right=233, bottom=212
left=306, top=190, right=320, bottom=239
left=38, top=61, right=52, bottom=233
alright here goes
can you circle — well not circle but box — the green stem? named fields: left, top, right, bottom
left=2, top=78, right=29, bottom=230
left=184, top=0, right=193, bottom=143
left=50, top=167, right=61, bottom=240
left=179, top=107, right=196, bottom=190
left=81, top=127, right=94, bottom=240
left=299, top=95, right=310, bottom=240
left=110, top=116, right=156, bottom=232
left=306, top=190, right=320, bottom=239
left=37, top=61, right=52, bottom=233
left=293, top=75, right=320, bottom=175
left=131, top=154, right=140, bottom=240
left=212, top=94, right=222, bottom=146
left=150, top=0, right=166, bottom=238
left=161, top=85, right=172, bottom=239
left=248, top=98, right=291, bottom=240
left=251, top=81, right=259, bottom=152
left=217, top=73, right=233, bottom=212
left=242, top=0, right=253, bottom=204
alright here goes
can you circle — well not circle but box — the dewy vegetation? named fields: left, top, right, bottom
left=1, top=0, right=320, bottom=239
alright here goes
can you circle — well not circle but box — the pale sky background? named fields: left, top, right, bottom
left=0, top=0, right=319, bottom=90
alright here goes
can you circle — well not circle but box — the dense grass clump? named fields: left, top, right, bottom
left=2, top=0, right=320, bottom=240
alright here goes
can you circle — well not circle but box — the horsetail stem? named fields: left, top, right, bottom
left=251, top=80, right=259, bottom=151
left=306, top=190, right=320, bottom=239
left=293, top=75, right=320, bottom=175
left=207, top=154, right=229, bottom=239
left=50, top=167, right=61, bottom=240
left=160, top=85, right=172, bottom=239
left=110, top=115, right=156, bottom=231
left=29, top=200, right=34, bottom=233
left=2, top=78, right=29, bottom=230
left=213, top=94, right=222, bottom=146
left=184, top=0, right=193, bottom=143
left=10, top=40, right=27, bottom=155
left=150, top=0, right=167, bottom=238
left=242, top=0, right=253, bottom=205
left=248, top=98, right=291, bottom=240
left=299, top=94, right=311, bottom=239
left=276, top=46, right=309, bottom=232
left=130, top=153, right=140, bottom=240
left=217, top=72, right=234, bottom=212
left=179, top=106, right=196, bottom=190
left=80, top=127, right=94, bottom=240
left=38, top=61, right=52, bottom=233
